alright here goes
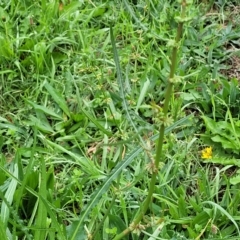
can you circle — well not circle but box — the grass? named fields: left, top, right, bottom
left=1, top=0, right=240, bottom=239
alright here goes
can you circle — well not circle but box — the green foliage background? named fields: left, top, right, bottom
left=1, top=0, right=240, bottom=239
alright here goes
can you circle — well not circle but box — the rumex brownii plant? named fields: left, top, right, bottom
left=113, top=0, right=192, bottom=239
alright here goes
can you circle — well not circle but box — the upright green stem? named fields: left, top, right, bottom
left=113, top=1, right=188, bottom=239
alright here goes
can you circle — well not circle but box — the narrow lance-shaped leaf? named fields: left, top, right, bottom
left=44, top=81, right=71, bottom=117
left=73, top=81, right=112, bottom=136
left=203, top=201, right=240, bottom=235
left=34, top=156, right=48, bottom=240
left=110, top=26, right=146, bottom=146
left=25, top=99, right=63, bottom=120
left=1, top=164, right=18, bottom=226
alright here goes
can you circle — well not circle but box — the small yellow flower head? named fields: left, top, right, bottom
left=201, top=147, right=212, bottom=159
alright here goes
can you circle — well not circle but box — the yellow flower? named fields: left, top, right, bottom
left=201, top=147, right=212, bottom=159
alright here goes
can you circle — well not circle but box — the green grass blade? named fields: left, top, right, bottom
left=34, top=156, right=48, bottom=240
left=73, top=81, right=112, bottom=136
left=25, top=99, right=63, bottom=120
left=135, top=78, right=150, bottom=113
left=0, top=123, right=26, bottom=135
left=146, top=221, right=165, bottom=240
left=122, top=0, right=148, bottom=31
left=110, top=26, right=146, bottom=146
left=13, top=128, right=38, bottom=237
left=28, top=115, right=54, bottom=133
left=0, top=217, right=8, bottom=240
left=1, top=163, right=18, bottom=226
left=67, top=114, right=193, bottom=240
left=44, top=81, right=71, bottom=117
left=203, top=201, right=240, bottom=235
left=78, top=107, right=112, bottom=137
left=45, top=139, right=104, bottom=177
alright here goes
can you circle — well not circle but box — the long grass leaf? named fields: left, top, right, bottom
left=0, top=217, right=8, bottom=240
left=72, top=81, right=112, bottom=136
left=203, top=201, right=240, bottom=235
left=0, top=123, right=26, bottom=135
left=135, top=78, right=150, bottom=113
left=1, top=164, right=18, bottom=225
left=13, top=128, right=38, bottom=238
left=122, top=0, right=148, bottom=31
left=28, top=115, right=54, bottom=133
left=44, top=81, right=71, bottom=117
left=34, top=156, right=48, bottom=239
left=79, top=106, right=112, bottom=137
left=110, top=27, right=146, bottom=146
left=45, top=139, right=104, bottom=177
left=25, top=99, right=63, bottom=120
